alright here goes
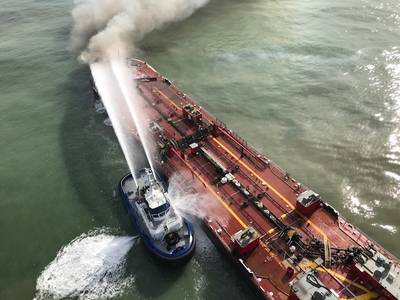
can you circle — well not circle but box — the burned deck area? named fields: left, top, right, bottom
left=114, top=59, right=400, bottom=299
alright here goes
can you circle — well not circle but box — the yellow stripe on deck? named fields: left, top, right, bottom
left=299, top=261, right=371, bottom=294
left=154, top=88, right=181, bottom=111
left=212, top=137, right=330, bottom=247
left=345, top=291, right=379, bottom=300
left=173, top=149, right=247, bottom=228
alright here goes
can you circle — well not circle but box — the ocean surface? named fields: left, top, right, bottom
left=1, top=0, right=400, bottom=299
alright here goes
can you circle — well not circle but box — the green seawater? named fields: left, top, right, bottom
left=1, top=0, right=399, bottom=299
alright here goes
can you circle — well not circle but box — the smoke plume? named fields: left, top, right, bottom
left=70, top=0, right=209, bottom=62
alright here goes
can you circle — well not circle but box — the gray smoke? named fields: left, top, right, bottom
left=70, top=0, right=209, bottom=63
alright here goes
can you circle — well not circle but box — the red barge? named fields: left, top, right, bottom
left=92, top=59, right=400, bottom=299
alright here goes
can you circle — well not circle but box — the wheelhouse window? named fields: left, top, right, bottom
left=150, top=202, right=170, bottom=218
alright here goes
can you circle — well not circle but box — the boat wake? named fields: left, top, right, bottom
left=34, top=229, right=138, bottom=300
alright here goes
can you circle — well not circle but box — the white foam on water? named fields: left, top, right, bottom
left=94, top=100, right=106, bottom=114
left=34, top=229, right=137, bottom=300
left=103, top=117, right=113, bottom=127
left=192, top=259, right=206, bottom=299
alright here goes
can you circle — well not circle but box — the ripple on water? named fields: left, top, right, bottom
left=358, top=47, right=400, bottom=164
left=34, top=228, right=136, bottom=300
left=383, top=48, right=400, bottom=164
left=384, top=170, right=400, bottom=199
left=192, top=258, right=206, bottom=300
left=371, top=223, right=398, bottom=234
left=341, top=179, right=375, bottom=219
left=387, top=128, right=400, bottom=164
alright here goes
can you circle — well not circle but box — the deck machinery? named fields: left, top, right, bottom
left=94, top=58, right=400, bottom=299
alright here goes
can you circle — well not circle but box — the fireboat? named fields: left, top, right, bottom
left=119, top=168, right=195, bottom=262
